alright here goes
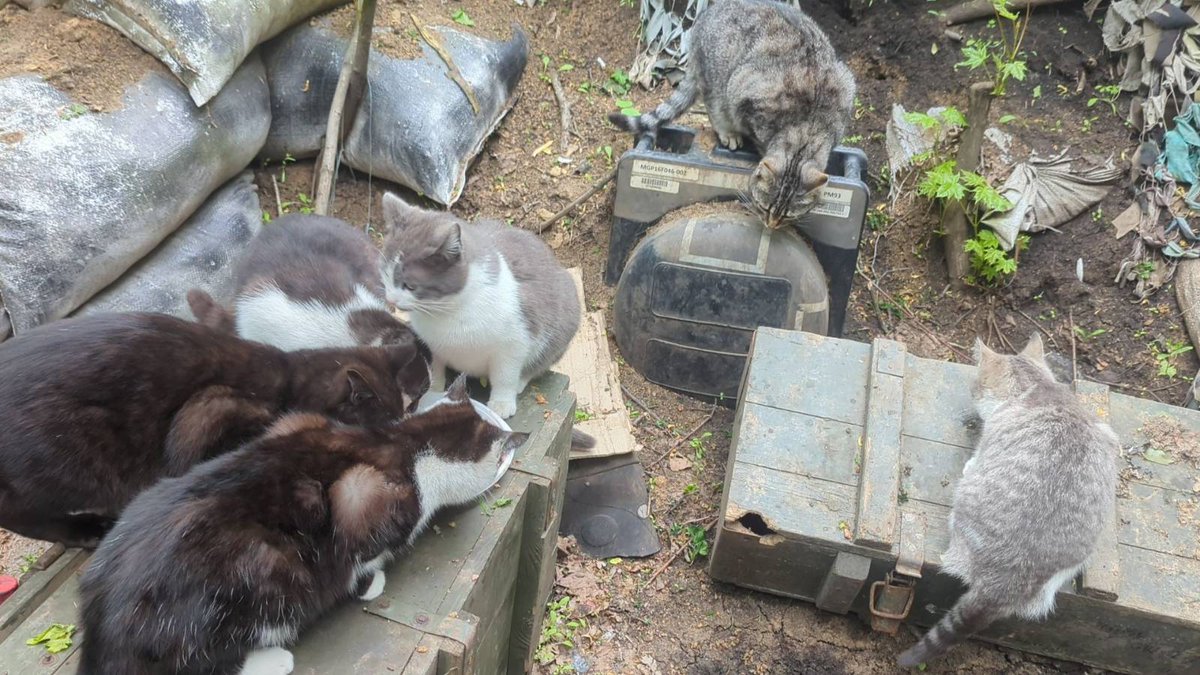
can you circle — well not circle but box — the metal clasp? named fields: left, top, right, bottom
left=868, top=571, right=917, bottom=634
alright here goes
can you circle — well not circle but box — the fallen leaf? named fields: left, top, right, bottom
left=837, top=521, right=853, bottom=540
left=667, top=455, right=692, bottom=472
left=1144, top=447, right=1176, bottom=465
left=27, top=623, right=75, bottom=654
left=535, top=393, right=548, bottom=405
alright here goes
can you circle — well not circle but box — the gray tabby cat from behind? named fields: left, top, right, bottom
left=379, top=193, right=581, bottom=421
left=898, top=334, right=1117, bottom=667
left=609, top=0, right=855, bottom=228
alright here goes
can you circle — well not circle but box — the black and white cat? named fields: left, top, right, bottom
left=79, top=375, right=524, bottom=675
left=188, top=214, right=416, bottom=351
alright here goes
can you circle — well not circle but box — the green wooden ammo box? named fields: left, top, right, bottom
left=708, top=328, right=1200, bottom=675
left=0, top=373, right=576, bottom=675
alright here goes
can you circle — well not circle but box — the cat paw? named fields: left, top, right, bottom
left=240, top=647, right=294, bottom=675
left=718, top=132, right=743, bottom=151
left=488, top=397, right=517, bottom=419
left=358, top=569, right=386, bottom=601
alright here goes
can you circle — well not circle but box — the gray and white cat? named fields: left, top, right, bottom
left=609, top=0, right=855, bottom=228
left=897, top=334, right=1118, bottom=667
left=380, top=193, right=581, bottom=419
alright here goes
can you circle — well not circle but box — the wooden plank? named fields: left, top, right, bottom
left=0, top=560, right=85, bottom=674
left=899, top=435, right=969, bottom=505
left=743, top=328, right=871, bottom=425
left=725, top=462, right=856, bottom=542
left=553, top=268, right=638, bottom=459
left=735, top=401, right=860, bottom=486
left=899, top=355, right=977, bottom=448
left=0, top=550, right=86, bottom=644
left=1075, top=380, right=1121, bottom=601
left=853, top=339, right=906, bottom=550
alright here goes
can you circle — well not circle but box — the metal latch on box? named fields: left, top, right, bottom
left=868, top=512, right=926, bottom=634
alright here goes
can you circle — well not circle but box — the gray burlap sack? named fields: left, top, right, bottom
left=78, top=172, right=263, bottom=319
left=65, top=0, right=346, bottom=106
left=259, top=22, right=528, bottom=206
left=0, top=57, right=270, bottom=334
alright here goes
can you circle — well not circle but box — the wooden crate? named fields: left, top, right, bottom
left=0, top=373, right=575, bottom=675
left=708, top=328, right=1200, bottom=675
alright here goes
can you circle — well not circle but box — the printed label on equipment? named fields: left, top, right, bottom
left=811, top=186, right=854, bottom=219
left=631, top=160, right=700, bottom=182
left=630, top=174, right=680, bottom=194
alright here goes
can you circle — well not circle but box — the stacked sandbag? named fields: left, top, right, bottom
left=0, top=52, right=270, bottom=334
left=259, top=20, right=528, bottom=206
left=78, top=173, right=263, bottom=319
left=65, top=0, right=348, bottom=105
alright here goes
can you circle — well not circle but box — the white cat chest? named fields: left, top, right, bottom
left=709, top=327, right=1200, bottom=675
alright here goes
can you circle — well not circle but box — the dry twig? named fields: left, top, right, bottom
left=535, top=167, right=617, bottom=233
left=315, top=0, right=378, bottom=215
left=646, top=404, right=717, bottom=469
left=549, top=70, right=573, bottom=154
left=647, top=516, right=719, bottom=585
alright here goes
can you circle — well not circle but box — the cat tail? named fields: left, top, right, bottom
left=570, top=429, right=596, bottom=451
left=896, top=589, right=996, bottom=668
left=607, top=70, right=700, bottom=136
left=187, top=289, right=236, bottom=334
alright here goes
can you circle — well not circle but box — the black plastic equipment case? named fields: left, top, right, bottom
left=606, top=126, right=869, bottom=402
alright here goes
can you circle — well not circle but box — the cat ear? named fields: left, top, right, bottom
left=973, top=337, right=996, bottom=364
left=1020, top=333, right=1045, bottom=363
left=446, top=373, right=470, bottom=402
left=382, top=192, right=419, bottom=230
left=438, top=223, right=463, bottom=262
left=346, top=368, right=376, bottom=404
left=800, top=161, right=829, bottom=190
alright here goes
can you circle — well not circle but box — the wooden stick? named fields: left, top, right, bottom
left=272, top=175, right=284, bottom=218
left=314, top=0, right=378, bottom=215
left=1069, top=310, right=1078, bottom=387
left=411, top=14, right=480, bottom=116
left=943, top=81, right=993, bottom=288
left=535, top=167, right=617, bottom=233
left=646, top=404, right=717, bottom=469
left=944, top=0, right=1071, bottom=26
left=549, top=70, right=573, bottom=154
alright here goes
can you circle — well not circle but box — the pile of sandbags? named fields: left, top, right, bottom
left=0, top=1, right=529, bottom=340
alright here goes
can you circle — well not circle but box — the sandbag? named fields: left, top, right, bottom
left=259, top=22, right=528, bottom=206
left=0, top=57, right=270, bottom=334
left=65, top=0, right=345, bottom=106
left=78, top=173, right=262, bottom=319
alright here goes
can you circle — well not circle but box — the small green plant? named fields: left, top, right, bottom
left=917, top=158, right=1022, bottom=285
left=842, top=134, right=864, bottom=145
left=615, top=98, right=640, bottom=117
left=480, top=497, right=513, bottom=516
left=620, top=0, right=636, bottom=6
left=450, top=9, right=475, bottom=27
left=261, top=211, right=272, bottom=223
left=1135, top=261, right=1155, bottom=280
left=1073, top=326, right=1107, bottom=342
left=1081, top=115, right=1099, bottom=133
left=605, top=68, right=632, bottom=97
left=58, top=103, right=88, bottom=120
left=534, top=597, right=586, bottom=668
left=574, top=408, right=594, bottom=423
left=1088, top=84, right=1121, bottom=116
left=866, top=206, right=890, bottom=231
left=682, top=483, right=699, bottom=496
left=296, top=192, right=314, bottom=215
left=279, top=152, right=296, bottom=183
left=955, top=1, right=1029, bottom=95
left=683, top=524, right=710, bottom=563
left=18, top=552, right=39, bottom=575
left=689, top=431, right=712, bottom=461
left=1151, top=340, right=1193, bottom=378
left=577, top=81, right=593, bottom=93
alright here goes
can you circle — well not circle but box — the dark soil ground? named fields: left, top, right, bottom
left=0, top=0, right=1182, bottom=673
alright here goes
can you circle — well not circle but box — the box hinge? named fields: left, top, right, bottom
left=868, top=511, right=925, bottom=634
